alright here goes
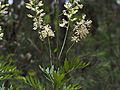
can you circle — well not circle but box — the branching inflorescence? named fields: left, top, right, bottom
left=26, top=0, right=92, bottom=42
left=26, top=0, right=92, bottom=60
left=26, top=0, right=55, bottom=41
left=71, top=15, right=92, bottom=42
left=58, top=0, right=92, bottom=59
left=0, top=1, right=9, bottom=40
left=60, top=0, right=92, bottom=43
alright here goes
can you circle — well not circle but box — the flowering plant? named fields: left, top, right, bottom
left=0, top=0, right=92, bottom=89
left=25, top=0, right=92, bottom=89
left=26, top=0, right=92, bottom=59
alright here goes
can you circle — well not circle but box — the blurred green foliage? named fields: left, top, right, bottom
left=0, top=0, right=120, bottom=90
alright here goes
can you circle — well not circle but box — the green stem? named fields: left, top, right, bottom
left=66, top=42, right=75, bottom=57
left=55, top=1, right=60, bottom=57
left=48, top=37, right=52, bottom=65
left=58, top=22, right=70, bottom=60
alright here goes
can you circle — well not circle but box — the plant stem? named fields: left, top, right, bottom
left=55, top=1, right=60, bottom=57
left=48, top=37, right=52, bottom=65
left=66, top=42, right=75, bottom=57
left=58, top=22, right=70, bottom=60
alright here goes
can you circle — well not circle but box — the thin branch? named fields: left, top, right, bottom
left=28, top=38, right=42, bottom=55
left=66, top=42, right=75, bottom=57
left=58, top=22, right=70, bottom=60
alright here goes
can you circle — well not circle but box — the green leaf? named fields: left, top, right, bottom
left=0, top=56, right=21, bottom=81
left=70, top=0, right=75, bottom=4
left=63, top=83, right=81, bottom=90
left=64, top=59, right=69, bottom=72
left=53, top=48, right=58, bottom=53
left=0, top=84, right=5, bottom=90
left=22, top=76, right=44, bottom=90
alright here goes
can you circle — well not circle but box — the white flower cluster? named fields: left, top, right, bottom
left=39, top=25, right=55, bottom=40
left=60, top=0, right=92, bottom=43
left=0, top=26, right=4, bottom=40
left=59, top=19, right=68, bottom=28
left=72, top=15, right=92, bottom=42
left=0, top=1, right=9, bottom=15
left=60, top=0, right=83, bottom=27
left=26, top=0, right=55, bottom=41
left=60, top=0, right=83, bottom=28
left=0, top=2, right=9, bottom=40
left=63, top=0, right=83, bottom=19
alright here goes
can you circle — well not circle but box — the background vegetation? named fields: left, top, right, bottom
left=0, top=0, right=120, bottom=90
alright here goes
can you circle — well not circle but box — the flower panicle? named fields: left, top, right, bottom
left=26, top=0, right=55, bottom=41
left=0, top=2, right=9, bottom=14
left=0, top=26, right=4, bottom=40
left=71, top=15, right=92, bottom=42
left=59, top=0, right=92, bottom=43
left=0, top=1, right=9, bottom=40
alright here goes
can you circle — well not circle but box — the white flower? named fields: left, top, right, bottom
left=62, top=0, right=83, bottom=20
left=0, top=33, right=4, bottom=40
left=39, top=25, right=55, bottom=40
left=0, top=1, right=9, bottom=14
left=82, top=14, right=86, bottom=19
left=0, top=26, right=3, bottom=40
left=38, top=1, right=43, bottom=6
left=71, top=36, right=80, bottom=42
left=59, top=19, right=68, bottom=27
left=27, top=14, right=33, bottom=18
left=71, top=18, right=92, bottom=42
left=64, top=2, right=72, bottom=9
left=71, top=18, right=77, bottom=21
left=74, top=0, right=83, bottom=9
left=85, top=20, right=92, bottom=27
